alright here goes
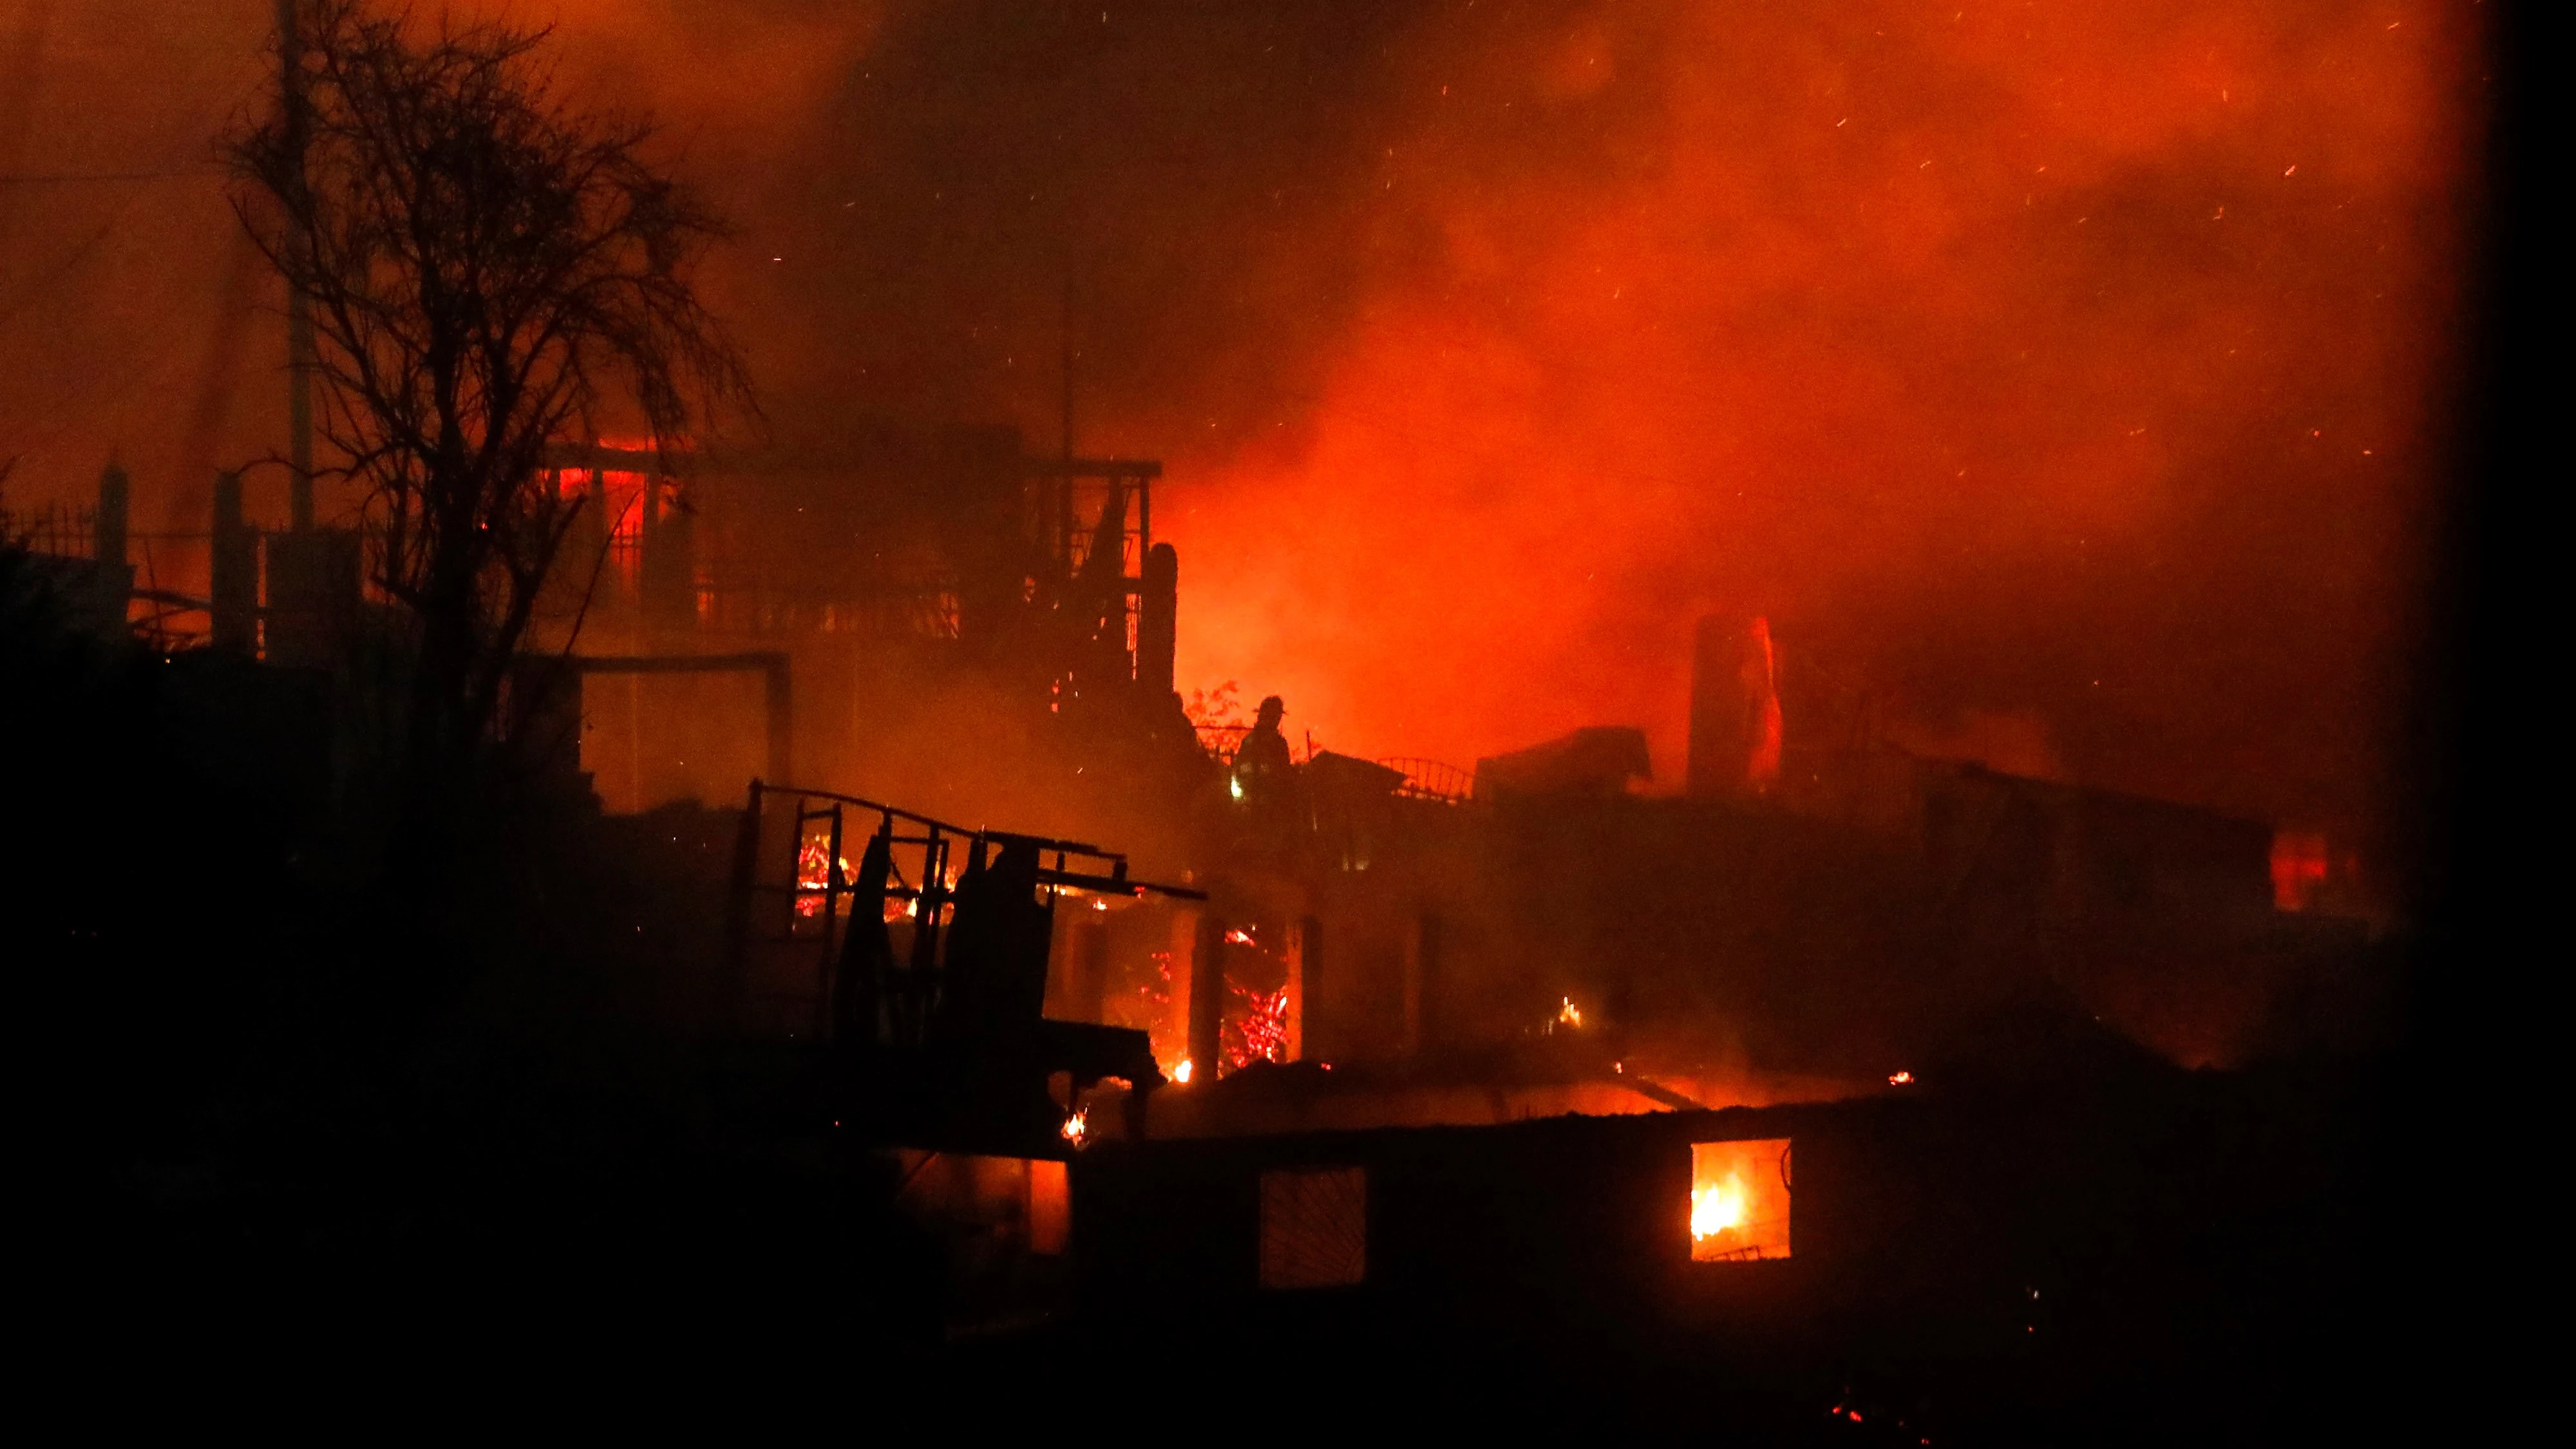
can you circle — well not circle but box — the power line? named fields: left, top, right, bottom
left=0, top=168, right=216, bottom=185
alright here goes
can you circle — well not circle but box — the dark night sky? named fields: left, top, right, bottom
left=1, top=1, right=2487, bottom=873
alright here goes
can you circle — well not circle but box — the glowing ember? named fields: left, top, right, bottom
left=1223, top=981, right=1292, bottom=1070
left=1061, top=1106, right=1089, bottom=1147
left=793, top=835, right=854, bottom=918
left=1171, top=1058, right=1195, bottom=1084
left=1558, top=996, right=1584, bottom=1029
left=1113, top=947, right=1189, bottom=1083
left=1888, top=1070, right=1915, bottom=1086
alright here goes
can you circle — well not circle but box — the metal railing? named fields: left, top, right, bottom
left=726, top=779, right=1205, bottom=1044
left=1376, top=756, right=1477, bottom=806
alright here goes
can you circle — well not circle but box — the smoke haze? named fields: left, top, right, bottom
left=0, top=0, right=2485, bottom=876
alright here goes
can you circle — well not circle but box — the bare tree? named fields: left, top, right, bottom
left=225, top=0, right=750, bottom=781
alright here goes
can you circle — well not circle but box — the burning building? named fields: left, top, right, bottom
left=13, top=402, right=2371, bottom=1123
left=523, top=427, right=1199, bottom=839
left=1063, top=1050, right=2336, bottom=1439
left=0, top=6, right=2486, bottom=1434
left=1118, top=603, right=2378, bottom=1141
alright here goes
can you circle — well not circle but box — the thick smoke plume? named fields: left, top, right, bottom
left=1, top=1, right=2483, bottom=878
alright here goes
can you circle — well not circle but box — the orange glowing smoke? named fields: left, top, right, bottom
left=1148, top=1, right=2481, bottom=843
left=0, top=3, right=2482, bottom=860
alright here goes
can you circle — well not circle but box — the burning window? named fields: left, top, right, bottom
left=1690, top=1139, right=1792, bottom=1262
left=1259, top=1166, right=1367, bottom=1289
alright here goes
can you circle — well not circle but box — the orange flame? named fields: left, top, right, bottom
left=1691, top=1174, right=1748, bottom=1240
left=793, top=835, right=853, bottom=918
left=1690, top=1139, right=1793, bottom=1262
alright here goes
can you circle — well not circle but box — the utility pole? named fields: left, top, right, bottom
left=278, top=0, right=316, bottom=533
left=1059, top=267, right=1075, bottom=463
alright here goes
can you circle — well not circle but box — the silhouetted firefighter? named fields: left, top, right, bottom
left=936, top=837, right=1054, bottom=1047
left=1233, top=695, right=1294, bottom=802
left=831, top=825, right=897, bottom=1050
